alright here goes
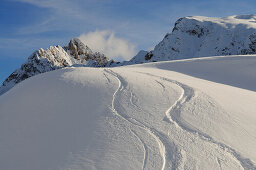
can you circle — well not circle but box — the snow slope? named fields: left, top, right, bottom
left=131, top=14, right=256, bottom=64
left=0, top=55, right=256, bottom=170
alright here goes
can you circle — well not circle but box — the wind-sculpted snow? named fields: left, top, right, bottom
left=0, top=55, right=256, bottom=169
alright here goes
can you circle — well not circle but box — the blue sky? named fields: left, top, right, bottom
left=0, top=0, right=256, bottom=83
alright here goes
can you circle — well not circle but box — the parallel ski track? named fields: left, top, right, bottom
left=104, top=69, right=167, bottom=170
left=131, top=129, right=148, bottom=170
left=138, top=71, right=256, bottom=170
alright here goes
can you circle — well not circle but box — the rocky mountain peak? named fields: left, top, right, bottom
left=130, top=14, right=256, bottom=64
left=2, top=14, right=256, bottom=95
left=65, top=38, right=93, bottom=59
left=0, top=38, right=111, bottom=95
left=64, top=38, right=109, bottom=66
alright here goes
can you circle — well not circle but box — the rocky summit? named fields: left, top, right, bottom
left=0, top=38, right=112, bottom=95
left=130, top=14, right=256, bottom=63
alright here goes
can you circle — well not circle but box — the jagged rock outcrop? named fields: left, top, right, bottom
left=64, top=38, right=109, bottom=66
left=129, top=50, right=148, bottom=64
left=130, top=14, right=256, bottom=63
left=0, top=38, right=111, bottom=95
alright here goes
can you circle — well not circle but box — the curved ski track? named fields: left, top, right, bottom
left=104, top=69, right=171, bottom=170
left=130, top=129, right=148, bottom=170
left=137, top=71, right=256, bottom=170
left=104, top=68, right=256, bottom=170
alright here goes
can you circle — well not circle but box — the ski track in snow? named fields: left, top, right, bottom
left=104, top=69, right=170, bottom=170
left=104, top=68, right=256, bottom=170
left=1, top=54, right=256, bottom=170
left=130, top=129, right=148, bottom=170
left=129, top=91, right=140, bottom=110
left=137, top=71, right=256, bottom=170
left=103, top=72, right=111, bottom=84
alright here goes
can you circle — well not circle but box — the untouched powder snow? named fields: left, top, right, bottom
left=0, top=55, right=256, bottom=169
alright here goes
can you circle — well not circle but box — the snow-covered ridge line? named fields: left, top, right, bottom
left=130, top=14, right=256, bottom=64
left=2, top=14, right=256, bottom=95
left=1, top=55, right=256, bottom=169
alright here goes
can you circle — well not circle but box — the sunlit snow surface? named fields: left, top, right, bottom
left=131, top=14, right=256, bottom=63
left=0, top=55, right=256, bottom=170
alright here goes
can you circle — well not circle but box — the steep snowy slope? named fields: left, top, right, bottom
left=0, top=38, right=111, bottom=95
left=131, top=14, right=256, bottom=63
left=0, top=55, right=256, bottom=170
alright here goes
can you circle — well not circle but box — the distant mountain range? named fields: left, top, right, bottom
left=1, top=14, right=256, bottom=95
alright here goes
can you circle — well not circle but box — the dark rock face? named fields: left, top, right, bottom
left=145, top=53, right=153, bottom=60
left=64, top=38, right=109, bottom=66
left=249, top=33, right=256, bottom=52
left=186, top=25, right=208, bottom=38
left=65, top=38, right=93, bottom=60
left=172, top=17, right=184, bottom=32
left=173, top=18, right=209, bottom=38
left=241, top=33, right=256, bottom=54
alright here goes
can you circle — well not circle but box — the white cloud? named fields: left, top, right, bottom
left=79, top=30, right=136, bottom=61
left=12, top=0, right=164, bottom=52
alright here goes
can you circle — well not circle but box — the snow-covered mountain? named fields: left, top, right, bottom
left=1, top=13, right=256, bottom=170
left=0, top=38, right=112, bottom=95
left=2, top=14, right=256, bottom=95
left=130, top=14, right=256, bottom=63
left=0, top=55, right=256, bottom=170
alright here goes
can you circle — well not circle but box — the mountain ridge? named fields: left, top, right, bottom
left=130, top=14, right=256, bottom=63
left=1, top=14, right=256, bottom=95
left=1, top=54, right=256, bottom=169
left=0, top=38, right=113, bottom=95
